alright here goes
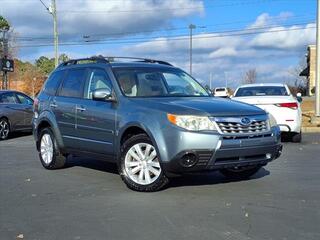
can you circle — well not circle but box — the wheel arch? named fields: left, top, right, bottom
left=35, top=111, right=64, bottom=151
left=0, top=116, right=11, bottom=139
left=0, top=115, right=10, bottom=126
left=117, top=123, right=162, bottom=162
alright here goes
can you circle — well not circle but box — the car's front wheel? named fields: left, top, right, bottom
left=38, top=128, right=66, bottom=169
left=0, top=118, right=10, bottom=140
left=220, top=165, right=262, bottom=179
left=119, top=133, right=169, bottom=192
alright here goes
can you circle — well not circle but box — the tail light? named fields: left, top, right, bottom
left=275, top=102, right=298, bottom=109
left=33, top=98, right=39, bottom=118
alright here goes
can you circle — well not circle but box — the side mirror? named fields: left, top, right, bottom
left=296, top=92, right=302, bottom=103
left=92, top=88, right=115, bottom=102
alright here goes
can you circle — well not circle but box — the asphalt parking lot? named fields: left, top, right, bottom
left=1, top=133, right=320, bottom=240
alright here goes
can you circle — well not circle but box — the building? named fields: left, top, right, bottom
left=300, top=45, right=316, bottom=96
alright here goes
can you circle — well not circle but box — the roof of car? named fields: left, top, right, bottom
left=57, top=57, right=176, bottom=70
left=238, top=83, right=287, bottom=88
left=109, top=62, right=176, bottom=69
left=0, top=90, right=19, bottom=94
left=0, top=90, right=29, bottom=95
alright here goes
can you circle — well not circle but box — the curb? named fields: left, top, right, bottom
left=302, top=127, right=320, bottom=133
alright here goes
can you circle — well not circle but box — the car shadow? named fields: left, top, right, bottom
left=8, top=131, right=32, bottom=140
left=167, top=167, right=270, bottom=189
left=65, top=156, right=270, bottom=187
left=66, top=156, right=119, bottom=175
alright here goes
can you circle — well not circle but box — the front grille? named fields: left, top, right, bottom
left=217, top=120, right=268, bottom=134
left=212, top=115, right=269, bottom=135
left=222, top=133, right=272, bottom=140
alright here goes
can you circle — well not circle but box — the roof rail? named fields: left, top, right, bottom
left=58, top=56, right=108, bottom=68
left=57, top=56, right=173, bottom=68
left=105, top=57, right=173, bottom=66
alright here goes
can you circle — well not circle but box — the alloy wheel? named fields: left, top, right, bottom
left=40, top=133, right=54, bottom=165
left=124, top=143, right=161, bottom=185
left=0, top=119, right=9, bottom=140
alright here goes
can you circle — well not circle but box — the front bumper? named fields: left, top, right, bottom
left=161, top=129, right=282, bottom=175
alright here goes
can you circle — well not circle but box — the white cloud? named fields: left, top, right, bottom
left=116, top=13, right=315, bottom=88
left=2, top=6, right=316, bottom=89
left=248, top=12, right=293, bottom=28
left=3, top=0, right=204, bottom=39
left=209, top=47, right=237, bottom=58
left=250, top=23, right=316, bottom=49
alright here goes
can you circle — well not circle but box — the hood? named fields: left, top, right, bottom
left=130, top=97, right=266, bottom=117
left=232, top=95, right=296, bottom=105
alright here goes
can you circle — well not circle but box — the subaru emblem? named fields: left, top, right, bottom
left=240, top=117, right=251, bottom=126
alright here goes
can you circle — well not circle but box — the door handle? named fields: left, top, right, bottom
left=76, top=106, right=86, bottom=112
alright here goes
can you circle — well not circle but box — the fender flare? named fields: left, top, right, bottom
left=36, top=111, right=65, bottom=151
left=117, top=122, right=162, bottom=162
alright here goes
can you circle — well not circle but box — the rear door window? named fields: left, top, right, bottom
left=59, top=68, right=87, bottom=98
left=16, top=93, right=33, bottom=105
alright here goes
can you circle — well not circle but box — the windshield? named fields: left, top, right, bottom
left=235, top=86, right=289, bottom=97
left=113, top=68, right=209, bottom=97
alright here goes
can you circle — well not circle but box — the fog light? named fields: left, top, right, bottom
left=266, top=153, right=272, bottom=159
left=180, top=153, right=198, bottom=168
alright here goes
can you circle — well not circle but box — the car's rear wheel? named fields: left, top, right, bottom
left=38, top=128, right=66, bottom=169
left=220, top=165, right=262, bottom=179
left=119, top=133, right=169, bottom=192
left=0, top=118, right=10, bottom=140
left=291, top=132, right=302, bottom=143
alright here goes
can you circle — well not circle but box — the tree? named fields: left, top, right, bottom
left=287, top=56, right=308, bottom=95
left=0, top=16, right=11, bottom=59
left=9, top=59, right=45, bottom=96
left=243, top=69, right=257, bottom=84
left=35, top=56, right=55, bottom=75
left=0, top=16, right=10, bottom=31
left=36, top=54, right=69, bottom=75
left=59, top=53, right=69, bottom=63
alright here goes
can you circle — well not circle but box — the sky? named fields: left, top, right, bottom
left=1, top=0, right=317, bottom=88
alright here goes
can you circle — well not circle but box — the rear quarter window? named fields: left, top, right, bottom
left=43, top=70, right=65, bottom=95
left=58, top=68, right=87, bottom=98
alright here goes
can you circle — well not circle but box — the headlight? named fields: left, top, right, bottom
left=268, top=113, right=278, bottom=128
left=167, top=114, right=217, bottom=131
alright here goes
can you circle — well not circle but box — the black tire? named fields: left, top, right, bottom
left=220, top=165, right=262, bottom=179
left=0, top=117, right=10, bottom=140
left=291, top=132, right=302, bottom=143
left=119, top=133, right=169, bottom=192
left=38, top=128, right=66, bottom=169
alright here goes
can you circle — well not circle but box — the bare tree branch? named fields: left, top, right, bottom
left=243, top=68, right=257, bottom=84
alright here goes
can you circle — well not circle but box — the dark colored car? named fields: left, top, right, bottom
left=33, top=57, right=282, bottom=192
left=0, top=90, right=34, bottom=140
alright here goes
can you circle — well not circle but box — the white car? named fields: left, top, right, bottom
left=214, top=87, right=229, bottom=97
left=232, top=83, right=302, bottom=142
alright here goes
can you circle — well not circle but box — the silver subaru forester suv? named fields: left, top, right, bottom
left=33, top=57, right=282, bottom=192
